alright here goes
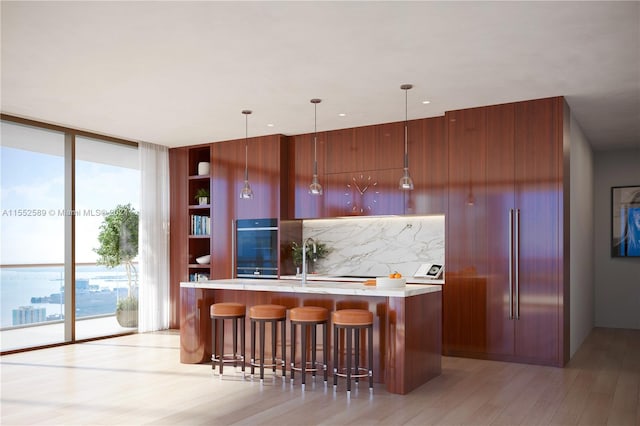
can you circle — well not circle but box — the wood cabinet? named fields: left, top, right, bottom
left=404, top=117, right=447, bottom=215
left=444, top=97, right=568, bottom=366
left=288, top=132, right=326, bottom=219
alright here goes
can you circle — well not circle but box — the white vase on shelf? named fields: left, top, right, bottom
left=197, top=162, right=210, bottom=176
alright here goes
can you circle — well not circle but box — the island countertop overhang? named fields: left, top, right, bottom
left=180, top=278, right=442, bottom=298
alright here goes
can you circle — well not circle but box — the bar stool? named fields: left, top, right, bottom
left=249, top=304, right=287, bottom=382
left=332, top=309, right=374, bottom=394
left=210, top=302, right=246, bottom=377
left=289, top=306, right=329, bottom=389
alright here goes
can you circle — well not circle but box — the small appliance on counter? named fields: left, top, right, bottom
left=414, top=263, right=444, bottom=279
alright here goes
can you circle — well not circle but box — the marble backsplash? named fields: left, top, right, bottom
left=302, top=215, right=444, bottom=277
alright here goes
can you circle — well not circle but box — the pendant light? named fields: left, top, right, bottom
left=239, top=110, right=254, bottom=199
left=309, top=98, right=323, bottom=195
left=399, top=84, right=414, bottom=190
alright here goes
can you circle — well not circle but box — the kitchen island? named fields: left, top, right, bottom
left=179, top=278, right=442, bottom=395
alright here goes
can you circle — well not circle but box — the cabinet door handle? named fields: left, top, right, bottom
left=514, top=209, right=520, bottom=320
left=508, top=208, right=514, bottom=319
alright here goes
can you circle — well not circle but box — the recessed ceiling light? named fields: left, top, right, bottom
left=338, top=113, right=346, bottom=117
left=422, top=100, right=431, bottom=105
left=267, top=123, right=274, bottom=127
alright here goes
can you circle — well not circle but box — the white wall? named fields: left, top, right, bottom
left=569, top=113, right=594, bottom=356
left=594, top=147, right=640, bottom=329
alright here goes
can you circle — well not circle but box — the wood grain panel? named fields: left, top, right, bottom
left=325, top=170, right=404, bottom=216
left=169, top=147, right=189, bottom=328
left=405, top=117, right=447, bottom=215
left=485, top=103, right=516, bottom=357
left=289, top=132, right=326, bottom=219
left=386, top=291, right=442, bottom=394
left=236, top=135, right=285, bottom=220
left=444, top=107, right=489, bottom=355
left=211, top=140, right=237, bottom=279
left=325, top=128, right=356, bottom=174
left=179, top=287, right=215, bottom=363
left=376, top=121, right=404, bottom=170
left=513, top=97, right=563, bottom=365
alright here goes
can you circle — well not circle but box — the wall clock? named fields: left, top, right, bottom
left=344, top=174, right=380, bottom=214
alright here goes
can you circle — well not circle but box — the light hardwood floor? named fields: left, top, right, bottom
left=1, top=327, right=638, bottom=425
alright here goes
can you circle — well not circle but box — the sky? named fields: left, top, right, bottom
left=0, top=144, right=139, bottom=265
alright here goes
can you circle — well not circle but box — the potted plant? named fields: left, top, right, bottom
left=291, top=240, right=329, bottom=274
left=94, top=203, right=139, bottom=328
left=195, top=188, right=209, bottom=205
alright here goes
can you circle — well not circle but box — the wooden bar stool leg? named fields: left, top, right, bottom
left=290, top=322, right=296, bottom=382
left=301, top=323, right=307, bottom=387
left=333, top=325, right=339, bottom=389
left=354, top=328, right=360, bottom=385
left=251, top=319, right=256, bottom=377
left=211, top=317, right=216, bottom=371
left=323, top=322, right=328, bottom=383
left=368, top=323, right=374, bottom=392
left=218, top=318, right=225, bottom=376
left=231, top=317, right=238, bottom=368
left=281, top=318, right=286, bottom=379
left=311, top=325, right=317, bottom=380
left=346, top=326, right=352, bottom=394
left=241, top=317, right=246, bottom=373
left=260, top=320, right=266, bottom=381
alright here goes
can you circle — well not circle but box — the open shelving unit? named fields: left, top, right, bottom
left=187, top=146, right=211, bottom=281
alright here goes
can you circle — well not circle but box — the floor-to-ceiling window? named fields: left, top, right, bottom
left=0, top=122, right=66, bottom=349
left=0, top=118, right=139, bottom=352
left=75, top=137, right=140, bottom=340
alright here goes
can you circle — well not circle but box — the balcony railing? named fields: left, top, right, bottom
left=1, top=262, right=138, bottom=352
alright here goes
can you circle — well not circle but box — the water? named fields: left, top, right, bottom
left=0, top=265, right=132, bottom=328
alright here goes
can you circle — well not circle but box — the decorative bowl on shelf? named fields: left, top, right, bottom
left=195, top=254, right=210, bottom=265
left=376, top=277, right=407, bottom=288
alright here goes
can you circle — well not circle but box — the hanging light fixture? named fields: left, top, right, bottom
left=309, top=98, right=323, bottom=195
left=239, top=110, right=254, bottom=199
left=399, top=84, right=414, bottom=190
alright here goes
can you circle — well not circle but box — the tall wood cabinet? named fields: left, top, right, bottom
left=444, top=97, right=569, bottom=366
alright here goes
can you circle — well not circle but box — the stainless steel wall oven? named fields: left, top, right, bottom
left=235, top=218, right=278, bottom=279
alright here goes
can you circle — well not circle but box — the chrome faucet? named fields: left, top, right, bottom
left=301, top=237, right=317, bottom=285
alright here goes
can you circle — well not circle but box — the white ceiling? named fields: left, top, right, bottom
left=1, top=1, right=639, bottom=151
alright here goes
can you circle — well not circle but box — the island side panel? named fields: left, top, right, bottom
left=180, top=287, right=216, bottom=364
left=386, top=291, right=442, bottom=394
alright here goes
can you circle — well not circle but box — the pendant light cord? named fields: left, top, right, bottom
left=404, top=87, right=409, bottom=169
left=313, top=101, right=318, bottom=175
left=244, top=113, right=249, bottom=180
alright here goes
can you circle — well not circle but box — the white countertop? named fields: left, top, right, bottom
left=180, top=278, right=442, bottom=298
left=279, top=274, right=445, bottom=285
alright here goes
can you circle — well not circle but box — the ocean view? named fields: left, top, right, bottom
left=0, top=265, right=133, bottom=328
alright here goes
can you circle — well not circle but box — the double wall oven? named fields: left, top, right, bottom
left=235, top=218, right=279, bottom=279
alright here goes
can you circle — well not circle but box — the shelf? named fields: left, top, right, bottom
left=188, top=174, right=210, bottom=180
left=188, top=204, right=211, bottom=209
left=188, top=263, right=211, bottom=269
left=189, top=234, right=210, bottom=239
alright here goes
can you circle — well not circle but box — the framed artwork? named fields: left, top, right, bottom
left=611, top=185, right=640, bottom=257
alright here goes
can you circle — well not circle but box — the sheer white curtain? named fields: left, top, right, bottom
left=138, top=142, right=170, bottom=332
